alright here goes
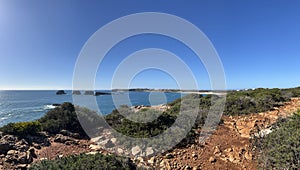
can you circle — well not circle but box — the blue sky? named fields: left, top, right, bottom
left=0, top=0, right=300, bottom=90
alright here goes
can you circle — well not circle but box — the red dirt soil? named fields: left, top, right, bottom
left=152, top=98, right=300, bottom=170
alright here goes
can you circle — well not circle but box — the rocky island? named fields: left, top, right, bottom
left=55, top=90, right=66, bottom=95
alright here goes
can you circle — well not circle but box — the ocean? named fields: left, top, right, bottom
left=0, top=90, right=183, bottom=127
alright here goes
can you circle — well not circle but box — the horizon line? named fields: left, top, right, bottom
left=0, top=86, right=299, bottom=91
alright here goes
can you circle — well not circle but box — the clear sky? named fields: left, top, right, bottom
left=0, top=0, right=300, bottom=90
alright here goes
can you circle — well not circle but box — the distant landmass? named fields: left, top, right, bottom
left=112, top=88, right=228, bottom=93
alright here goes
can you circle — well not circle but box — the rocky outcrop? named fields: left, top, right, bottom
left=82, top=91, right=111, bottom=96
left=0, top=134, right=39, bottom=169
left=52, top=103, right=61, bottom=107
left=60, top=129, right=81, bottom=139
left=131, top=146, right=142, bottom=156
left=84, top=91, right=94, bottom=95
left=4, top=147, right=36, bottom=165
left=0, top=135, right=18, bottom=154
left=72, top=90, right=81, bottom=95
left=95, top=92, right=111, bottom=96
left=54, top=134, right=78, bottom=145
left=56, top=90, right=66, bottom=95
left=0, top=129, right=86, bottom=169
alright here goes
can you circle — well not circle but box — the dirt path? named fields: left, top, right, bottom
left=33, top=138, right=93, bottom=162
left=152, top=98, right=300, bottom=170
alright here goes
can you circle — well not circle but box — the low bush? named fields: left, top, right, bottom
left=255, top=112, right=300, bottom=169
left=29, top=153, right=136, bottom=170
left=0, top=121, right=41, bottom=137
left=38, top=102, right=89, bottom=138
left=224, top=88, right=293, bottom=116
left=0, top=102, right=104, bottom=139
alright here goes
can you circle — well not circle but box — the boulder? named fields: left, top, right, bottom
left=209, top=156, right=216, bottom=163
left=60, top=130, right=81, bottom=139
left=0, top=143, right=12, bottom=155
left=89, top=144, right=101, bottom=151
left=25, top=135, right=50, bottom=147
left=15, top=139, right=29, bottom=152
left=131, top=146, right=141, bottom=156
left=65, top=140, right=78, bottom=145
left=117, top=148, right=124, bottom=154
left=165, top=153, right=173, bottom=159
left=17, top=164, right=27, bottom=170
left=213, top=146, right=221, bottom=155
left=17, top=152, right=28, bottom=164
left=6, top=150, right=17, bottom=155
left=5, top=154, right=17, bottom=163
left=98, top=139, right=115, bottom=148
left=0, top=135, right=18, bottom=154
left=91, top=136, right=104, bottom=143
left=32, top=143, right=41, bottom=149
left=110, top=138, right=117, bottom=144
left=146, top=147, right=154, bottom=156
left=148, top=157, right=156, bottom=164
left=28, top=147, right=37, bottom=159
left=244, top=151, right=252, bottom=160
left=54, top=134, right=73, bottom=144
left=104, top=139, right=114, bottom=148
left=254, top=127, right=273, bottom=138
left=86, top=152, right=98, bottom=155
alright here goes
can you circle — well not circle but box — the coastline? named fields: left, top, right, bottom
left=1, top=87, right=300, bottom=169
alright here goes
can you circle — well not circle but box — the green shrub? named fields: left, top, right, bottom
left=0, top=102, right=106, bottom=139
left=29, top=153, right=136, bottom=170
left=140, top=108, right=149, bottom=112
left=0, top=121, right=41, bottom=137
left=38, top=102, right=104, bottom=139
left=224, top=88, right=291, bottom=116
left=282, top=86, right=300, bottom=97
left=255, top=112, right=300, bottom=169
left=39, top=103, right=80, bottom=134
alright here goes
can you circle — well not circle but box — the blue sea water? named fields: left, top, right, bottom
left=0, top=90, right=183, bottom=127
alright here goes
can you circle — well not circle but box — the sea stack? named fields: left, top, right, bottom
left=72, top=90, right=81, bottom=95
left=95, top=92, right=111, bottom=96
left=84, top=91, right=94, bottom=95
left=56, top=90, right=66, bottom=95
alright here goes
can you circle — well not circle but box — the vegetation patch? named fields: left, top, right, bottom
left=224, top=88, right=291, bottom=116
left=29, top=153, right=136, bottom=170
left=0, top=121, right=41, bottom=137
left=254, top=111, right=300, bottom=169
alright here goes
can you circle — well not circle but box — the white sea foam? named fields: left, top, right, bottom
left=0, top=116, right=8, bottom=120
left=33, top=109, right=44, bottom=112
left=44, top=105, right=57, bottom=110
